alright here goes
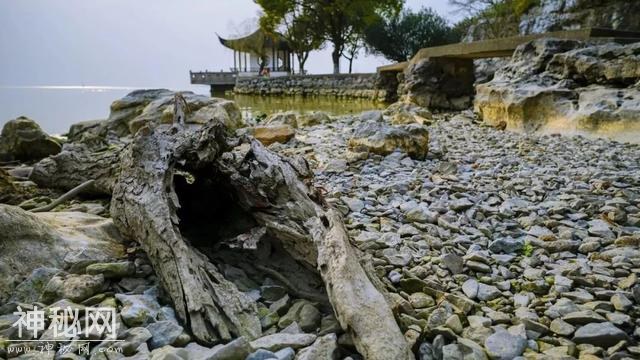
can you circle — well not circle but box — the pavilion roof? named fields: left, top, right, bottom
left=218, top=29, right=291, bottom=52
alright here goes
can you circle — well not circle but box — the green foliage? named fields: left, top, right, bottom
left=259, top=4, right=323, bottom=73
left=364, top=7, right=458, bottom=62
left=522, top=241, right=534, bottom=257
left=256, top=0, right=403, bottom=73
left=513, top=0, right=539, bottom=17
left=254, top=112, right=267, bottom=123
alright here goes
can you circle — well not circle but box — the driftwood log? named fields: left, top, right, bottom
left=31, top=119, right=413, bottom=359
left=30, top=143, right=121, bottom=196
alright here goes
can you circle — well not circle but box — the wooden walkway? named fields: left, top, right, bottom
left=378, top=27, right=640, bottom=73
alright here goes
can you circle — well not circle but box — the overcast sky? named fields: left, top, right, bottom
left=0, top=0, right=460, bottom=89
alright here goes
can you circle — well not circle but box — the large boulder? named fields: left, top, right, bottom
left=119, top=90, right=244, bottom=135
left=0, top=205, right=126, bottom=303
left=263, top=111, right=331, bottom=128
left=66, top=119, right=110, bottom=149
left=265, top=111, right=299, bottom=128
left=297, top=111, right=331, bottom=127
left=69, top=89, right=245, bottom=139
left=252, top=125, right=296, bottom=146
left=348, top=121, right=429, bottom=159
left=399, top=57, right=475, bottom=110
left=104, top=89, right=173, bottom=136
left=475, top=39, right=640, bottom=141
left=0, top=116, right=62, bottom=162
left=384, top=102, right=432, bottom=125
left=0, top=168, right=19, bottom=204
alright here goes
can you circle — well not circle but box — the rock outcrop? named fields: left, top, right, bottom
left=475, top=39, right=640, bottom=141
left=399, top=58, right=475, bottom=110
left=518, top=0, right=640, bottom=35
left=264, top=111, right=331, bottom=129
left=348, top=121, right=429, bottom=160
left=465, top=0, right=640, bottom=42
left=68, top=89, right=244, bottom=141
left=0, top=169, right=21, bottom=204
left=0, top=117, right=62, bottom=162
left=252, top=124, right=296, bottom=145
left=384, top=101, right=433, bottom=125
left=0, top=205, right=126, bottom=303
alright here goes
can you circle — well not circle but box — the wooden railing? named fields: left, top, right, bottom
left=190, top=71, right=237, bottom=85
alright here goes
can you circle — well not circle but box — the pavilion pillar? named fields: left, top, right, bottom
left=233, top=50, right=237, bottom=72
left=244, top=53, right=248, bottom=72
left=284, top=51, right=288, bottom=72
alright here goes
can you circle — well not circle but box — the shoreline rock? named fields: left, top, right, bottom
left=475, top=39, right=640, bottom=143
left=0, top=116, right=62, bottom=162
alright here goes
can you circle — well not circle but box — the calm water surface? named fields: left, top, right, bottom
left=0, top=86, right=135, bottom=134
left=0, top=86, right=384, bottom=135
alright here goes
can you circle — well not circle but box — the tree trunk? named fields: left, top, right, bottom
left=348, top=57, right=353, bottom=74
left=32, top=119, right=414, bottom=359
left=332, top=45, right=341, bottom=74
left=297, top=52, right=307, bottom=74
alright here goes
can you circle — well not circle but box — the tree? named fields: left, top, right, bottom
left=259, top=6, right=323, bottom=74
left=342, top=33, right=364, bottom=74
left=256, top=0, right=402, bottom=74
left=364, top=7, right=458, bottom=62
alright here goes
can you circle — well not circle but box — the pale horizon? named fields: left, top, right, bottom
left=0, top=0, right=460, bottom=90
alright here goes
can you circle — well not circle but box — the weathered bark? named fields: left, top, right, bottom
left=30, top=143, right=121, bottom=196
left=110, top=122, right=325, bottom=344
left=30, top=118, right=413, bottom=358
left=110, top=123, right=261, bottom=345
left=312, top=210, right=414, bottom=360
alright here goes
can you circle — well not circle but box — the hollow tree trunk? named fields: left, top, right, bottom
left=32, top=119, right=413, bottom=358
left=110, top=124, right=262, bottom=345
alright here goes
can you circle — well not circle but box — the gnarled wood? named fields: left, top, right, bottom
left=312, top=209, right=414, bottom=360
left=110, top=123, right=261, bottom=345
left=36, top=118, right=413, bottom=358
left=30, top=143, right=121, bottom=196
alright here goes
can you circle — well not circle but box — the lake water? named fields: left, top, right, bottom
left=228, top=94, right=386, bottom=122
left=0, top=86, right=384, bottom=135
